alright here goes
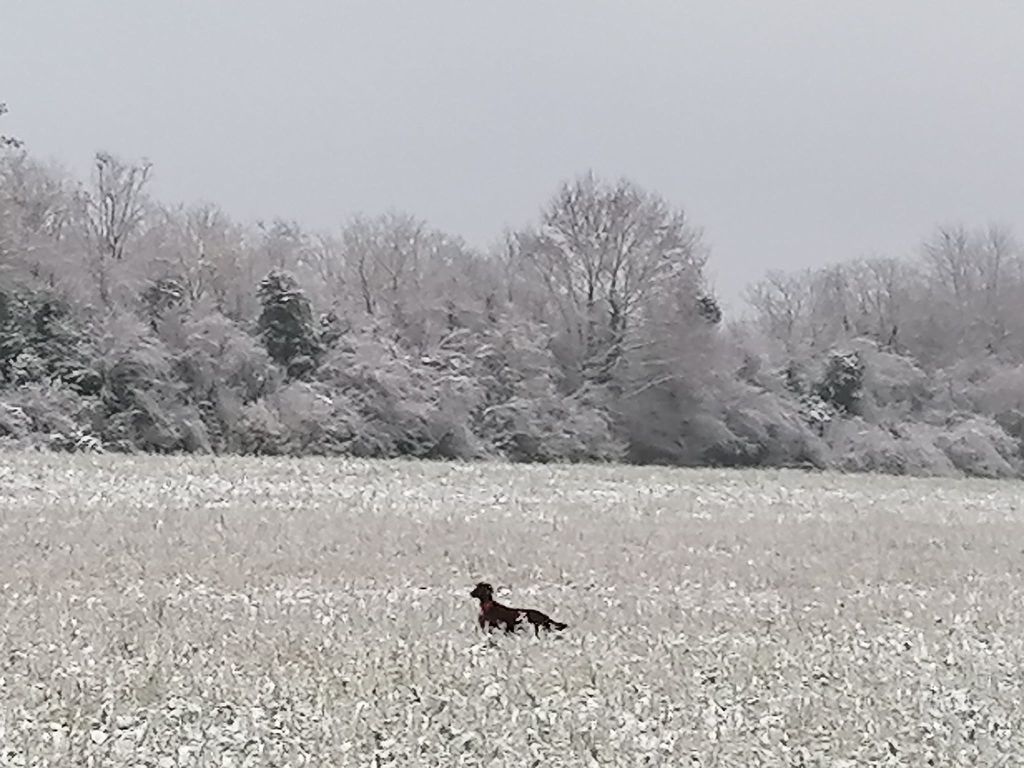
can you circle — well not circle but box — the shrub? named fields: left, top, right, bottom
left=858, top=346, right=932, bottom=416
left=965, top=364, right=1024, bottom=460
left=934, top=416, right=1020, bottom=479
left=0, top=381, right=103, bottom=452
left=92, top=313, right=211, bottom=453
left=884, top=422, right=959, bottom=477
left=826, top=419, right=909, bottom=475
left=721, top=390, right=829, bottom=468
left=480, top=389, right=624, bottom=464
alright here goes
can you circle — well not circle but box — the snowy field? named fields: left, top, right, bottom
left=2, top=451, right=1023, bottom=766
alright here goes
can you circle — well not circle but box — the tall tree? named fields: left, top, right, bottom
left=81, top=152, right=152, bottom=305
left=515, top=173, right=706, bottom=386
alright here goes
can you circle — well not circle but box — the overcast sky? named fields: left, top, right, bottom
left=3, top=2, right=1023, bottom=307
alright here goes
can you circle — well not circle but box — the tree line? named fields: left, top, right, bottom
left=2, top=120, right=1022, bottom=478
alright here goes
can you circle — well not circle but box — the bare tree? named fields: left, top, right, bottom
left=975, top=225, right=1018, bottom=348
left=745, top=270, right=812, bottom=353
left=295, top=231, right=341, bottom=288
left=918, top=224, right=1023, bottom=357
left=807, top=265, right=853, bottom=350
left=81, top=152, right=151, bottom=305
left=141, top=202, right=249, bottom=309
left=516, top=173, right=705, bottom=384
left=853, top=257, right=915, bottom=350
left=85, top=152, right=151, bottom=262
left=0, top=154, right=75, bottom=289
left=923, top=225, right=974, bottom=301
left=338, top=212, right=434, bottom=317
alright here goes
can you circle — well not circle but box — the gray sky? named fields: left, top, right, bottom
left=3, top=1, right=1023, bottom=308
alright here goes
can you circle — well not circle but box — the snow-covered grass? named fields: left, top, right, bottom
left=2, top=451, right=1024, bottom=765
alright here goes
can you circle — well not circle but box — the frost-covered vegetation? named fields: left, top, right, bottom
left=2, top=112, right=1023, bottom=477
left=2, top=452, right=1024, bottom=764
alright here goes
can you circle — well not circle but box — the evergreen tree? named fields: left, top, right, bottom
left=816, top=351, right=864, bottom=415
left=256, top=269, right=322, bottom=379
left=141, top=277, right=186, bottom=327
left=696, top=295, right=723, bottom=325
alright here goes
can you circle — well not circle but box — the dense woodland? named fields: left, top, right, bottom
left=2, top=106, right=1023, bottom=478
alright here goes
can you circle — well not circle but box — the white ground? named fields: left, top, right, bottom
left=1, top=451, right=1023, bottom=765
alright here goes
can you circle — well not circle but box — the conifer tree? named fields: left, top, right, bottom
left=256, top=269, right=322, bottom=379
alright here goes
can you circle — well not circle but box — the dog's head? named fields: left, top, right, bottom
left=470, top=582, right=493, bottom=601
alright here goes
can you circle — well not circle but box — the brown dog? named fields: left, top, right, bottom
left=470, top=582, right=568, bottom=636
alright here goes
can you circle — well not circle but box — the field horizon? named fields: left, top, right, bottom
left=2, top=449, right=1023, bottom=765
